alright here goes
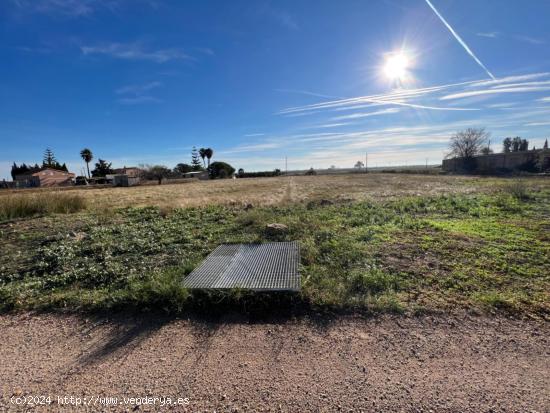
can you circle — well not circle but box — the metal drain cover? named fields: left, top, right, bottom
left=183, top=242, right=300, bottom=291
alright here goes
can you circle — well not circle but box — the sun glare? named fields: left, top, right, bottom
left=383, top=53, right=410, bottom=81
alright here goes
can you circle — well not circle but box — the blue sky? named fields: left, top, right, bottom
left=1, top=0, right=550, bottom=179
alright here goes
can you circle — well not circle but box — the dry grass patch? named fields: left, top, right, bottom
left=18, top=173, right=498, bottom=210
left=0, top=192, right=85, bottom=221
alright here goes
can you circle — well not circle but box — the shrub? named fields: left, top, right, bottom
left=209, top=161, right=235, bottom=179
left=0, top=287, right=16, bottom=312
left=0, top=192, right=85, bottom=221
left=503, top=179, right=531, bottom=201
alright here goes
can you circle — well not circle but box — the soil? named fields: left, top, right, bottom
left=0, top=312, right=548, bottom=412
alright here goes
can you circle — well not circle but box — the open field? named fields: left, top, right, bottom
left=1, top=173, right=549, bottom=316
left=0, top=173, right=508, bottom=209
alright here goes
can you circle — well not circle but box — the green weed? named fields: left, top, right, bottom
left=1, top=190, right=548, bottom=316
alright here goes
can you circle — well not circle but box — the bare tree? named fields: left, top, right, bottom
left=447, top=128, right=490, bottom=159
left=142, top=165, right=172, bottom=185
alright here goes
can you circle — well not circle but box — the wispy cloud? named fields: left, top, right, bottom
left=10, top=0, right=158, bottom=17
left=424, top=0, right=495, bottom=80
left=195, top=47, right=215, bottom=56
left=275, top=89, right=342, bottom=100
left=513, top=35, right=545, bottom=45
left=476, top=31, right=499, bottom=39
left=475, top=31, right=545, bottom=45
left=441, top=86, right=550, bottom=100
left=15, top=45, right=53, bottom=54
left=368, top=99, right=479, bottom=111
left=220, top=142, right=282, bottom=154
left=116, top=81, right=162, bottom=95
left=244, top=133, right=265, bottom=137
left=11, top=0, right=97, bottom=16
left=277, top=73, right=550, bottom=125
left=117, top=96, right=162, bottom=105
left=116, top=81, right=163, bottom=105
left=258, top=4, right=298, bottom=30
left=487, top=102, right=517, bottom=108
left=81, top=42, right=192, bottom=63
left=278, top=79, right=483, bottom=116
left=331, top=108, right=400, bottom=121
left=524, top=121, right=550, bottom=126
left=316, top=123, right=351, bottom=128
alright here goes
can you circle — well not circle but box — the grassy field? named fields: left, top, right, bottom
left=0, top=174, right=549, bottom=317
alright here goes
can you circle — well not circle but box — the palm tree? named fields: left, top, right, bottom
left=199, top=148, right=207, bottom=168
left=205, top=148, right=214, bottom=168
left=80, top=148, right=93, bottom=178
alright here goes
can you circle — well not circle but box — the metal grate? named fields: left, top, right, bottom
left=183, top=242, right=300, bottom=291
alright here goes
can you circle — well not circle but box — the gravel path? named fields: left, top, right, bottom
left=0, top=313, right=548, bottom=412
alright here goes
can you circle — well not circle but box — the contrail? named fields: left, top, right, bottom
left=424, top=0, right=496, bottom=80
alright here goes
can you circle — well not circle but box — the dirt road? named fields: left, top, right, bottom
left=0, top=313, right=548, bottom=412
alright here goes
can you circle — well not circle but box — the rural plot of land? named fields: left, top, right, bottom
left=8, top=173, right=489, bottom=209
left=1, top=173, right=549, bottom=412
left=1, top=173, right=548, bottom=316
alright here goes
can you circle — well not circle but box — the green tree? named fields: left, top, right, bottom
left=205, top=148, right=214, bottom=167
left=91, top=159, right=113, bottom=177
left=174, top=163, right=193, bottom=174
left=80, top=148, right=93, bottom=178
left=191, top=147, right=203, bottom=171
left=145, top=165, right=172, bottom=185
left=520, top=138, right=529, bottom=151
left=199, top=148, right=207, bottom=168
left=11, top=163, right=30, bottom=179
left=503, top=137, right=512, bottom=153
left=43, top=148, right=57, bottom=168
left=10, top=162, right=17, bottom=180
left=208, top=161, right=235, bottom=179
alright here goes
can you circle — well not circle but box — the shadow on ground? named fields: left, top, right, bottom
left=69, top=292, right=341, bottom=367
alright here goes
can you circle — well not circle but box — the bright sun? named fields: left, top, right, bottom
left=384, top=53, right=410, bottom=81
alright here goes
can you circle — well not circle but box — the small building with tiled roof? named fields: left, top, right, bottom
left=15, top=168, right=75, bottom=188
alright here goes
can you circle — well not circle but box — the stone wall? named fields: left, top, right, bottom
left=442, top=149, right=550, bottom=173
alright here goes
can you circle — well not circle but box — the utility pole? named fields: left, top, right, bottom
left=285, top=156, right=288, bottom=175
left=426, top=158, right=428, bottom=169
left=365, top=152, right=368, bottom=174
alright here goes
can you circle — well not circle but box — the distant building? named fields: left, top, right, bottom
left=181, top=171, right=209, bottom=180
left=113, top=167, right=141, bottom=178
left=14, top=168, right=75, bottom=188
left=1, top=179, right=15, bottom=189
left=112, top=174, right=140, bottom=187
left=443, top=149, right=550, bottom=174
